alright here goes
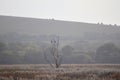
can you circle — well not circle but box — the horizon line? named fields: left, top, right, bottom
left=0, top=14, right=119, bottom=26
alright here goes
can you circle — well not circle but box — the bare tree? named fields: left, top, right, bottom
left=44, top=36, right=62, bottom=68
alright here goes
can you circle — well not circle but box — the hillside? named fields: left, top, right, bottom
left=0, top=15, right=120, bottom=64
left=0, top=15, right=120, bottom=36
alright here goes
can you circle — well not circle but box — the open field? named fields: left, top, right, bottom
left=0, top=64, right=120, bottom=80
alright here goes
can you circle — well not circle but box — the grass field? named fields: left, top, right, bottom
left=0, top=64, right=120, bottom=80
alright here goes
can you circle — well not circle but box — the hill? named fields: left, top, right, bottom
left=0, top=15, right=120, bottom=37
left=0, top=15, right=120, bottom=64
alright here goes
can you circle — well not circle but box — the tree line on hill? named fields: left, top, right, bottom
left=0, top=40, right=120, bottom=64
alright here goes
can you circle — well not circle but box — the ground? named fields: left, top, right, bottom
left=0, top=64, right=120, bottom=80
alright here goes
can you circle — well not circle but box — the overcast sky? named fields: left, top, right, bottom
left=0, top=0, right=120, bottom=25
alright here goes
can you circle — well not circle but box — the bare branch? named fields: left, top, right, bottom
left=43, top=48, right=54, bottom=68
left=43, top=36, right=62, bottom=68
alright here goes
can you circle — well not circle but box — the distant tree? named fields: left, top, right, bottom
left=63, top=53, right=93, bottom=64
left=114, top=24, right=117, bottom=26
left=95, top=43, right=120, bottom=63
left=44, top=36, right=62, bottom=68
left=0, top=42, right=6, bottom=52
left=62, top=45, right=74, bottom=55
left=97, top=22, right=100, bottom=25
left=24, top=51, right=45, bottom=64
left=101, top=22, right=103, bottom=25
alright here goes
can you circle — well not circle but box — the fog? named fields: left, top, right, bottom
left=0, top=15, right=120, bottom=64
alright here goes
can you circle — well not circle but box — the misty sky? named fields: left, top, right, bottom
left=0, top=0, right=120, bottom=25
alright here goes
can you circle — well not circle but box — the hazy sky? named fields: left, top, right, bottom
left=0, top=0, right=120, bottom=25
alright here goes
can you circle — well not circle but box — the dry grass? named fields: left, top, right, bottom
left=0, top=64, right=120, bottom=80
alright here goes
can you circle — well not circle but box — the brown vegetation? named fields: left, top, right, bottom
left=0, top=64, right=120, bottom=80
